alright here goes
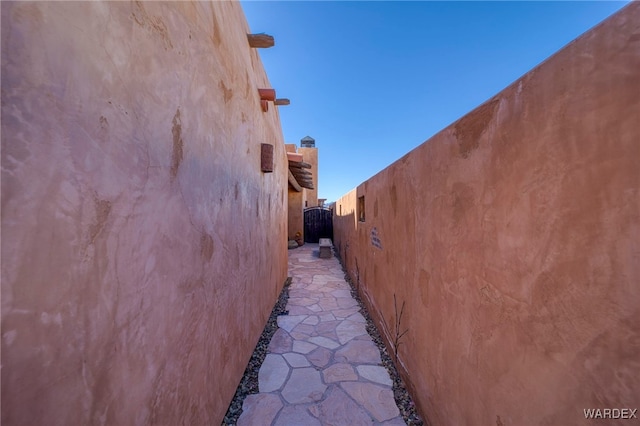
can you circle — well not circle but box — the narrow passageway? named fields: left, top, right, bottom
left=238, top=243, right=405, bottom=425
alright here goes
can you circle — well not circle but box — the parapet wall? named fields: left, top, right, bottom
left=334, top=4, right=640, bottom=424
left=1, top=2, right=287, bottom=425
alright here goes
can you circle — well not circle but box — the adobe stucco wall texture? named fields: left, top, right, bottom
left=285, top=144, right=305, bottom=241
left=334, top=4, right=639, bottom=425
left=1, top=2, right=288, bottom=425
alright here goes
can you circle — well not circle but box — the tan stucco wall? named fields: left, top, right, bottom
left=334, top=4, right=640, bottom=425
left=1, top=2, right=288, bottom=425
left=288, top=188, right=304, bottom=241
left=285, top=144, right=297, bottom=153
left=286, top=145, right=319, bottom=241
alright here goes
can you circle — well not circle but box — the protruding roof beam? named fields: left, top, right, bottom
left=288, top=160, right=312, bottom=169
left=247, top=33, right=274, bottom=48
left=258, top=88, right=276, bottom=101
left=288, top=170, right=302, bottom=192
left=286, top=152, right=303, bottom=162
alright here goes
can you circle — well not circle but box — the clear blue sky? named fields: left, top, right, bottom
left=241, top=1, right=629, bottom=203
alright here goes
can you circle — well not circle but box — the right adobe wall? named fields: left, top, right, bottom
left=334, top=4, right=639, bottom=425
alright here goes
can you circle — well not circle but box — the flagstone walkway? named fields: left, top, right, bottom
left=237, top=243, right=405, bottom=425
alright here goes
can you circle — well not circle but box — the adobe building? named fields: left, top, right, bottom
left=333, top=3, right=639, bottom=425
left=1, top=2, right=290, bottom=425
left=286, top=136, right=319, bottom=244
left=298, top=136, right=319, bottom=208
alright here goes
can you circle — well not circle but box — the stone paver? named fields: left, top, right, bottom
left=268, top=329, right=293, bottom=353
left=277, top=315, right=307, bottom=332
left=342, top=382, right=400, bottom=422
left=259, top=354, right=289, bottom=392
left=237, top=243, right=405, bottom=425
left=308, top=346, right=332, bottom=368
left=335, top=339, right=382, bottom=364
left=323, top=363, right=358, bottom=383
left=292, top=340, right=316, bottom=354
left=302, top=315, right=319, bottom=326
left=308, top=335, right=340, bottom=349
left=282, top=367, right=327, bottom=404
left=309, top=386, right=373, bottom=426
left=336, top=319, right=368, bottom=344
left=238, top=394, right=282, bottom=426
left=357, top=364, right=394, bottom=386
left=274, top=405, right=322, bottom=426
left=282, top=352, right=310, bottom=368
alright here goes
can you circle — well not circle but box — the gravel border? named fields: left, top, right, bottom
left=222, top=251, right=426, bottom=425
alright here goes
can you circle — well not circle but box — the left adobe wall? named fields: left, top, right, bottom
left=1, top=2, right=288, bottom=425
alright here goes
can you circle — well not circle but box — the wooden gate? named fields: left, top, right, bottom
left=304, top=207, right=333, bottom=243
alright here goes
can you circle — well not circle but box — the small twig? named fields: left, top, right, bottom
left=393, top=294, right=409, bottom=363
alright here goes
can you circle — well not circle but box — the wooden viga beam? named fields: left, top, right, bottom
left=288, top=170, right=302, bottom=192
left=274, top=99, right=290, bottom=106
left=293, top=172, right=312, bottom=180
left=291, top=169, right=312, bottom=177
left=289, top=165, right=312, bottom=174
left=247, top=33, right=274, bottom=48
left=291, top=172, right=312, bottom=180
left=258, top=88, right=276, bottom=101
left=288, top=161, right=312, bottom=169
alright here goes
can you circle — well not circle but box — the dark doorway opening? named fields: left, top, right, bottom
left=304, top=207, right=333, bottom=243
